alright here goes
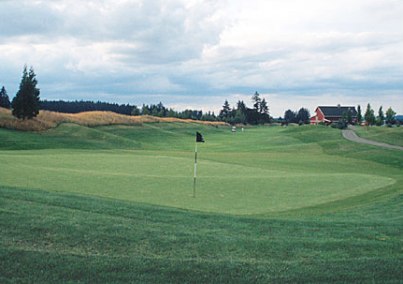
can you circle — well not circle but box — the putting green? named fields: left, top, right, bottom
left=0, top=150, right=395, bottom=215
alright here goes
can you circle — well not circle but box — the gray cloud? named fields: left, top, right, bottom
left=0, top=0, right=402, bottom=116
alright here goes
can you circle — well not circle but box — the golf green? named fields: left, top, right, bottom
left=0, top=148, right=394, bottom=215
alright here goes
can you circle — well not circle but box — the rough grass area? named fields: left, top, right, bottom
left=354, top=126, right=403, bottom=147
left=0, top=123, right=402, bottom=282
left=0, top=107, right=224, bottom=131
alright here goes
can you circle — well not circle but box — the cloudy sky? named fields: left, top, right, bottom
left=0, top=0, right=402, bottom=116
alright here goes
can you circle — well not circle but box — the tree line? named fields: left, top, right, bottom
left=217, top=91, right=271, bottom=125
left=1, top=66, right=271, bottom=124
left=40, top=100, right=134, bottom=115
left=1, top=66, right=399, bottom=125
left=0, top=66, right=218, bottom=121
left=360, top=103, right=397, bottom=126
left=283, top=108, right=311, bottom=125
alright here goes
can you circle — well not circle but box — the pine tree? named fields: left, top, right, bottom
left=259, top=98, right=270, bottom=123
left=251, top=91, right=261, bottom=112
left=260, top=98, right=268, bottom=115
left=219, top=100, right=231, bottom=122
left=234, top=100, right=247, bottom=124
left=376, top=106, right=385, bottom=126
left=12, top=66, right=40, bottom=119
left=141, top=104, right=149, bottom=115
left=249, top=91, right=263, bottom=124
left=357, top=105, right=362, bottom=124
left=131, top=106, right=140, bottom=116
left=0, top=86, right=11, bottom=109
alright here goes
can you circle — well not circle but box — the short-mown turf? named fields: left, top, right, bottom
left=0, top=123, right=402, bottom=282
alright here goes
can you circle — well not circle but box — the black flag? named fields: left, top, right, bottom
left=196, top=132, right=205, bottom=143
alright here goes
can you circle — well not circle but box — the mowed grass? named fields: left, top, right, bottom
left=0, top=150, right=395, bottom=215
left=0, top=122, right=402, bottom=282
left=0, top=124, right=396, bottom=214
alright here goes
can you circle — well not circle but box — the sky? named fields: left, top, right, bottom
left=0, top=0, right=402, bottom=117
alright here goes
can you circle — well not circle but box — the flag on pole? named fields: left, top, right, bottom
left=193, top=132, right=204, bottom=198
left=196, top=131, right=205, bottom=143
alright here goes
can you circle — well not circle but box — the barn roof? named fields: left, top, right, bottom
left=318, top=106, right=357, bottom=117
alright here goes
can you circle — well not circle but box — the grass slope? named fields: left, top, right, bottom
left=354, top=126, right=403, bottom=147
left=0, top=123, right=402, bottom=282
left=1, top=186, right=401, bottom=283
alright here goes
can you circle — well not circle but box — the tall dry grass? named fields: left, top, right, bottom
left=0, top=108, right=225, bottom=131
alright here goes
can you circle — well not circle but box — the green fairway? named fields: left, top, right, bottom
left=0, top=122, right=402, bottom=282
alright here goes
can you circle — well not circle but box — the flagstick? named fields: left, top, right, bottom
left=193, top=142, right=198, bottom=198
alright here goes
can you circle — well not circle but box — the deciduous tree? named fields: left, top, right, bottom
left=284, top=109, right=296, bottom=123
left=296, top=108, right=310, bottom=124
left=364, top=103, right=375, bottom=126
left=385, top=107, right=396, bottom=125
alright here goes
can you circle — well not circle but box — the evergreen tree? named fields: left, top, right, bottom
left=376, top=106, right=385, bottom=126
left=364, top=103, right=376, bottom=126
left=385, top=107, right=396, bottom=125
left=219, top=100, right=231, bottom=122
left=234, top=100, right=247, bottom=124
left=237, top=100, right=247, bottom=114
left=201, top=111, right=217, bottom=121
left=39, top=100, right=135, bottom=115
left=12, top=66, right=40, bottom=119
left=131, top=105, right=140, bottom=116
left=249, top=91, right=263, bottom=124
left=167, top=108, right=176, bottom=118
left=141, top=104, right=149, bottom=115
left=251, top=91, right=261, bottom=112
left=0, top=86, right=11, bottom=109
left=357, top=105, right=362, bottom=124
left=259, top=98, right=270, bottom=123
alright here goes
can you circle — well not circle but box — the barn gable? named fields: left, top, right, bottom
left=310, top=105, right=357, bottom=125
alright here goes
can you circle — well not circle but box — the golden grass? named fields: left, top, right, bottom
left=0, top=108, right=225, bottom=131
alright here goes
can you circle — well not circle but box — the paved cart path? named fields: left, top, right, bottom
left=342, top=128, right=403, bottom=151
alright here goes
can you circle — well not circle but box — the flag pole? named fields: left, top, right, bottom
left=193, top=132, right=204, bottom=198
left=193, top=141, right=198, bottom=198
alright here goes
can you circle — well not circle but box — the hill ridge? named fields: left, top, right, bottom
left=0, top=107, right=225, bottom=131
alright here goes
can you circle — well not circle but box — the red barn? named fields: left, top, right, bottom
left=310, top=105, right=357, bottom=125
